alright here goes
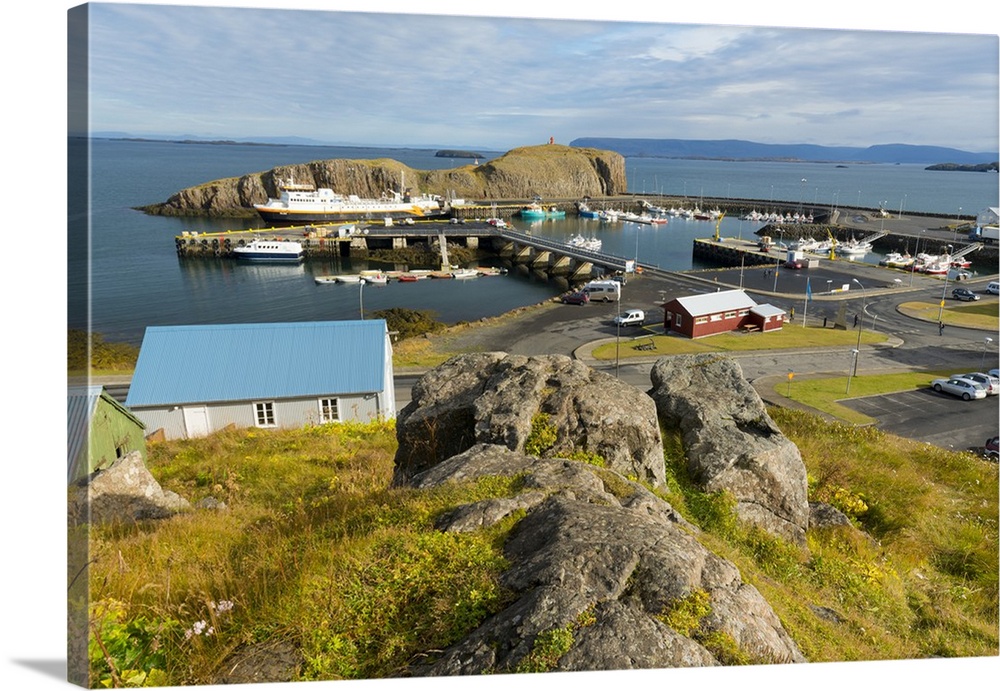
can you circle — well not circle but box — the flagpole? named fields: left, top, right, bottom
left=802, top=278, right=810, bottom=327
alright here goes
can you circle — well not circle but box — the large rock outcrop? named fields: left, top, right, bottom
left=398, top=443, right=805, bottom=675
left=393, top=352, right=665, bottom=488
left=648, top=354, right=810, bottom=545
left=142, top=144, right=627, bottom=217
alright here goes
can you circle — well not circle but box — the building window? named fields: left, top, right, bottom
left=738, top=309, right=750, bottom=317
left=710, top=313, right=723, bottom=322
left=724, top=311, right=736, bottom=319
left=694, top=316, right=708, bottom=325
left=675, top=313, right=682, bottom=327
left=319, top=398, right=340, bottom=423
left=254, top=401, right=276, bottom=427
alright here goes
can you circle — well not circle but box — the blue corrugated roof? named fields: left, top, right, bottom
left=125, top=320, right=388, bottom=407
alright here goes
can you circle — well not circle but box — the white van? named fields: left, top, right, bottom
left=582, top=280, right=621, bottom=302
left=987, top=281, right=999, bottom=295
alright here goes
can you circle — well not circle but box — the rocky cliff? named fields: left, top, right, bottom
left=140, top=144, right=627, bottom=217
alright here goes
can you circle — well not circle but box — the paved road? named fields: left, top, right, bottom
left=403, top=264, right=999, bottom=452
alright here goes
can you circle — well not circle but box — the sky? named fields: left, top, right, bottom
left=77, top=0, right=1000, bottom=153
left=3, top=3, right=1000, bottom=691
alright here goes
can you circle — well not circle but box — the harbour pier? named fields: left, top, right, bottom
left=174, top=219, right=636, bottom=280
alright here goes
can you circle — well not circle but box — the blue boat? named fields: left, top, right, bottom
left=518, top=202, right=566, bottom=220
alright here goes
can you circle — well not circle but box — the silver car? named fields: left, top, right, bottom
left=952, top=372, right=1000, bottom=395
left=931, top=378, right=988, bottom=400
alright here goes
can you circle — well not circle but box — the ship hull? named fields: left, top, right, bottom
left=255, top=207, right=447, bottom=225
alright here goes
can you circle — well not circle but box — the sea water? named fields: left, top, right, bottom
left=73, top=138, right=998, bottom=344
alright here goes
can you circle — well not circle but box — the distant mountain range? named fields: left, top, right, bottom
left=568, top=137, right=999, bottom=165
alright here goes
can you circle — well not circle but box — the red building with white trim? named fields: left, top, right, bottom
left=662, top=289, right=786, bottom=338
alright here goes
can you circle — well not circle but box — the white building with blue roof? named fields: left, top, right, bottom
left=125, top=320, right=395, bottom=440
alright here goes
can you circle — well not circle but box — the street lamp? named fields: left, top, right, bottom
left=359, top=279, right=365, bottom=319
left=852, top=278, right=866, bottom=375
left=936, top=245, right=954, bottom=325
left=846, top=348, right=860, bottom=394
left=983, top=337, right=994, bottom=371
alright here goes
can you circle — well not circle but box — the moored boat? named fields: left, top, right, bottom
left=518, top=203, right=566, bottom=220
left=254, top=175, right=445, bottom=224
left=232, top=239, right=304, bottom=262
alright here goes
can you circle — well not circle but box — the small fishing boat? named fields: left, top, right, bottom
left=451, top=268, right=479, bottom=279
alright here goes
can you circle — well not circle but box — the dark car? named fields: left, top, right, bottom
left=561, top=291, right=590, bottom=305
left=952, top=287, right=980, bottom=302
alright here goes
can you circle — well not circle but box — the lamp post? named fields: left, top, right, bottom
left=846, top=348, right=859, bottom=394
left=936, top=244, right=954, bottom=325
left=852, top=278, right=866, bottom=375
left=983, top=337, right=994, bottom=371
left=898, top=193, right=907, bottom=219
left=359, top=279, right=365, bottom=319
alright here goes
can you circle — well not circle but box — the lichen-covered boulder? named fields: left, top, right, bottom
left=648, top=354, right=810, bottom=545
left=67, top=451, right=190, bottom=525
left=400, top=443, right=805, bottom=675
left=393, top=353, right=664, bottom=488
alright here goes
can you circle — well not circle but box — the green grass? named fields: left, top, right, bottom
left=777, top=370, right=954, bottom=424
left=86, top=411, right=998, bottom=685
left=591, top=322, right=888, bottom=360
left=898, top=300, right=999, bottom=329
left=655, top=412, right=998, bottom=663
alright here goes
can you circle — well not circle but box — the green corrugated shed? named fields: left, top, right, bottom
left=67, top=385, right=147, bottom=483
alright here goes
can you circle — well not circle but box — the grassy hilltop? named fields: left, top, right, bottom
left=83, top=408, right=998, bottom=686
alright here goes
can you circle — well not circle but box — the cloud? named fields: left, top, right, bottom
left=82, top=3, right=999, bottom=151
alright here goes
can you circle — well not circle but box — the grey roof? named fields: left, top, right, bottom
left=671, top=289, right=758, bottom=316
left=67, top=385, right=102, bottom=482
left=751, top=304, right=787, bottom=318
left=125, top=320, right=389, bottom=408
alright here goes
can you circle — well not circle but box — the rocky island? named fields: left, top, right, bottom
left=139, top=144, right=627, bottom=218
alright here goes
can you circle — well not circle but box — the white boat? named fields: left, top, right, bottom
left=232, top=239, right=304, bottom=262
left=451, top=268, right=479, bottom=279
left=836, top=239, right=873, bottom=255
left=568, top=234, right=602, bottom=251
left=362, top=274, right=388, bottom=284
left=254, top=174, right=445, bottom=224
left=879, top=252, right=913, bottom=268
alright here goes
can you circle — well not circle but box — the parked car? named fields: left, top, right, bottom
left=952, top=287, right=980, bottom=302
left=612, top=309, right=646, bottom=327
left=991, top=368, right=1000, bottom=379
left=931, top=377, right=988, bottom=400
left=784, top=257, right=804, bottom=269
left=986, top=281, right=999, bottom=295
left=561, top=291, right=590, bottom=305
left=952, top=372, right=1000, bottom=395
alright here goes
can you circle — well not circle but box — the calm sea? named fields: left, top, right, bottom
left=72, top=138, right=998, bottom=345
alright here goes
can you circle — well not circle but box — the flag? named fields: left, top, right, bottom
left=806, top=277, right=812, bottom=301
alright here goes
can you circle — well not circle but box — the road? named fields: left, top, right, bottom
left=95, top=261, right=998, bottom=453
left=394, top=264, right=998, bottom=453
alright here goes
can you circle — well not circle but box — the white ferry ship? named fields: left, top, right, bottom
left=232, top=239, right=304, bottom=262
left=254, top=176, right=446, bottom=224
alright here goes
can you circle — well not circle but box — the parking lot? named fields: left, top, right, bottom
left=843, top=388, right=998, bottom=452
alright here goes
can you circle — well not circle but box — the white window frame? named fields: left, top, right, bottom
left=319, top=397, right=340, bottom=423
left=254, top=401, right=277, bottom=428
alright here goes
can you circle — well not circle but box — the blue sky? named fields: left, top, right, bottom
left=79, top=1, right=1000, bottom=153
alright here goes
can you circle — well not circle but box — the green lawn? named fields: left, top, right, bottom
left=777, top=370, right=955, bottom=424
left=590, top=322, right=888, bottom=360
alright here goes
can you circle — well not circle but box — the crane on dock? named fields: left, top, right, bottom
left=712, top=212, right=726, bottom=241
